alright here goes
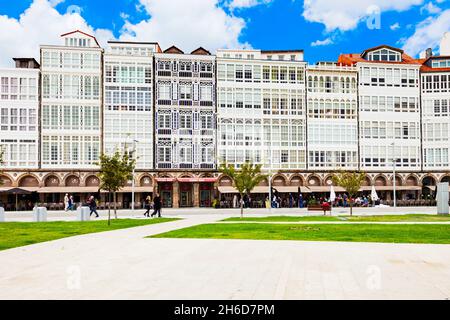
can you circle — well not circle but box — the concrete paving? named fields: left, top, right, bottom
left=0, top=211, right=450, bottom=300
left=1, top=205, right=442, bottom=222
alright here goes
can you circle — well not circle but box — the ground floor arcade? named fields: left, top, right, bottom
left=0, top=170, right=449, bottom=210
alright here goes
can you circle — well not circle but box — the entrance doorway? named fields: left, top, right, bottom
left=161, top=191, right=172, bottom=208
left=200, top=183, right=213, bottom=207
left=180, top=183, right=193, bottom=207
left=159, top=183, right=173, bottom=208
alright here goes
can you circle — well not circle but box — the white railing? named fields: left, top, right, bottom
left=307, top=65, right=357, bottom=72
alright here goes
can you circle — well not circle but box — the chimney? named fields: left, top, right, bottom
left=425, top=48, right=433, bottom=59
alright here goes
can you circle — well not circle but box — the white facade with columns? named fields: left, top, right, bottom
left=0, top=59, right=40, bottom=169
left=40, top=31, right=103, bottom=170
left=103, top=41, right=160, bottom=169
left=216, top=49, right=307, bottom=171
left=306, top=63, right=359, bottom=171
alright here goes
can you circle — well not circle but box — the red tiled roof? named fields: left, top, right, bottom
left=420, top=56, right=450, bottom=73
left=338, top=53, right=421, bottom=66
left=163, top=46, right=184, bottom=54
left=191, top=47, right=211, bottom=55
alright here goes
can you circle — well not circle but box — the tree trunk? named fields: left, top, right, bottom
left=350, top=199, right=353, bottom=216
left=240, top=193, right=244, bottom=219
left=114, top=191, right=117, bottom=219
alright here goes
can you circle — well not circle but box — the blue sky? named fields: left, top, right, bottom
left=0, top=0, right=449, bottom=66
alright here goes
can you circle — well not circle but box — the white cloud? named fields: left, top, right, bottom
left=390, top=22, right=401, bottom=30
left=120, top=0, right=249, bottom=52
left=402, top=9, right=450, bottom=56
left=420, top=2, right=442, bottom=15
left=0, top=0, right=113, bottom=67
left=227, top=0, right=272, bottom=9
left=0, top=0, right=255, bottom=67
left=311, top=38, right=333, bottom=47
left=303, top=0, right=424, bottom=32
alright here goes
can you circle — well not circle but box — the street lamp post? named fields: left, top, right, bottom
left=131, top=139, right=139, bottom=214
left=391, top=142, right=397, bottom=209
left=268, top=139, right=273, bottom=214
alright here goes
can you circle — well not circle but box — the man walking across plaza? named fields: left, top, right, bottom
left=151, top=193, right=162, bottom=218
left=89, top=195, right=99, bottom=218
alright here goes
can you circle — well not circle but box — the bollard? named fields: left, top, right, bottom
left=33, top=207, right=48, bottom=222
left=437, top=182, right=449, bottom=215
left=0, top=207, right=4, bottom=222
left=77, top=206, right=91, bottom=221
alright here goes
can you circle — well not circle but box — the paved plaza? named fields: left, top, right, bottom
left=1, top=205, right=442, bottom=222
left=0, top=207, right=450, bottom=300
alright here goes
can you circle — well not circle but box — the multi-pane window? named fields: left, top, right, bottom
left=307, top=75, right=357, bottom=94
left=179, top=83, right=192, bottom=100
left=0, top=76, right=38, bottom=101
left=361, top=145, right=420, bottom=168
left=42, top=74, right=100, bottom=100
left=360, top=96, right=419, bottom=113
left=309, top=151, right=358, bottom=169
left=42, top=49, right=101, bottom=71
left=0, top=139, right=38, bottom=168
left=360, top=121, right=420, bottom=140
left=360, top=66, right=419, bottom=88
left=217, top=63, right=305, bottom=84
left=366, top=49, right=401, bottom=62
left=41, top=135, right=100, bottom=166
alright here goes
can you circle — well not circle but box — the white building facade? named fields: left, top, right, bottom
left=104, top=41, right=160, bottom=169
left=340, top=46, right=422, bottom=173
left=421, top=56, right=450, bottom=171
left=0, top=58, right=40, bottom=169
left=4, top=31, right=450, bottom=209
left=216, top=49, right=307, bottom=171
left=154, top=47, right=216, bottom=170
left=306, top=63, right=358, bottom=171
left=40, top=31, right=103, bottom=169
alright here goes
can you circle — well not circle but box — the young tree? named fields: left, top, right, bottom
left=332, top=170, right=366, bottom=216
left=220, top=162, right=268, bottom=218
left=97, top=151, right=135, bottom=225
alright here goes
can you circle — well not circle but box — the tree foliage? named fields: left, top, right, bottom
left=220, top=162, right=268, bottom=218
left=332, top=170, right=366, bottom=216
left=97, top=151, right=135, bottom=224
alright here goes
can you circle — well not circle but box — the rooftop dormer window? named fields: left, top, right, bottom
left=431, top=59, right=450, bottom=68
left=65, top=37, right=91, bottom=48
left=366, top=48, right=401, bottom=62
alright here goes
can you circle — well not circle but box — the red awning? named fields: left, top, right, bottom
left=198, top=178, right=217, bottom=183
left=177, top=178, right=217, bottom=183
left=155, top=178, right=176, bottom=182
left=156, top=177, right=217, bottom=183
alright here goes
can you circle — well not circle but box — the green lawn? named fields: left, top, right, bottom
left=222, top=214, right=450, bottom=223
left=0, top=218, right=179, bottom=251
left=151, top=223, right=450, bottom=244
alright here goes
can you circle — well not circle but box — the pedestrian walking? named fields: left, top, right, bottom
left=68, top=195, right=73, bottom=211
left=89, top=195, right=99, bottom=218
left=151, top=193, right=162, bottom=218
left=69, top=195, right=75, bottom=211
left=64, top=193, right=69, bottom=212
left=144, top=195, right=152, bottom=217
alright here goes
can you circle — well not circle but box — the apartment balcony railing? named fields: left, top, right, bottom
left=307, top=65, right=357, bottom=72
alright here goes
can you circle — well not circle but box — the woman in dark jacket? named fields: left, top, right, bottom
left=151, top=193, right=162, bottom=218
